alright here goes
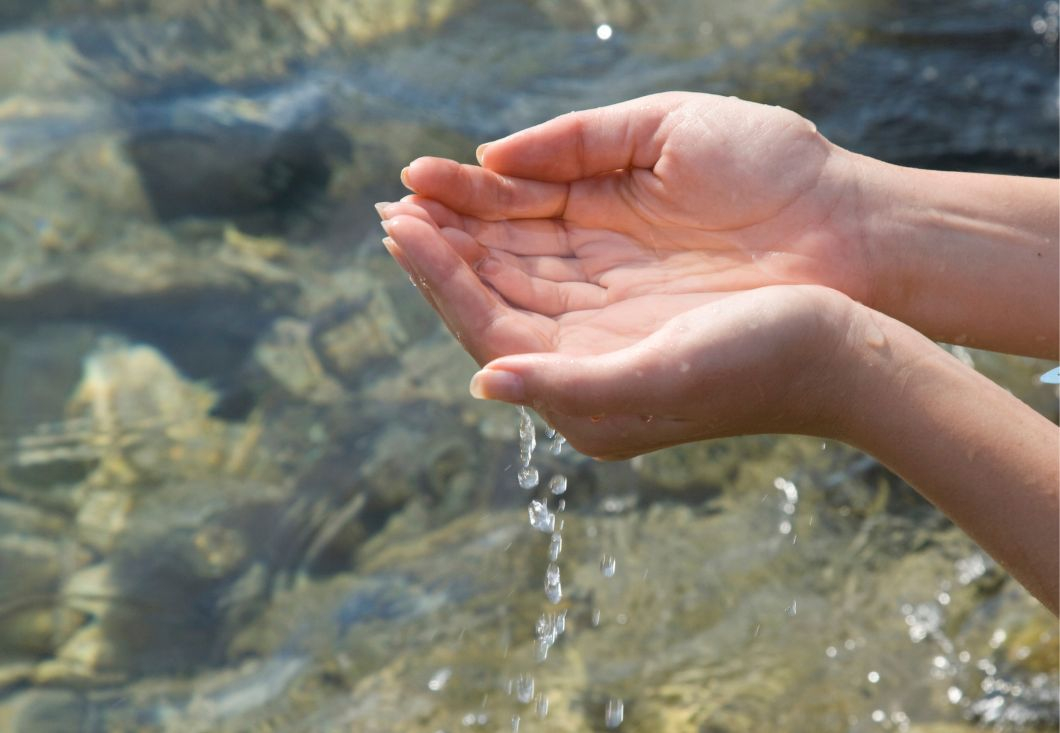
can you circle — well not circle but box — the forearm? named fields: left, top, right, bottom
left=832, top=307, right=1059, bottom=612
left=851, top=156, right=1058, bottom=359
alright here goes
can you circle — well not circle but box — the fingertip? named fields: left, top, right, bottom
left=470, top=368, right=525, bottom=403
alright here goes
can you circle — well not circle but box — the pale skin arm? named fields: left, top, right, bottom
left=837, top=308, right=1059, bottom=614
left=849, top=159, right=1059, bottom=358
left=376, top=92, right=1060, bottom=612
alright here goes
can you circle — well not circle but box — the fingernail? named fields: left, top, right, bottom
left=382, top=236, right=410, bottom=272
left=475, top=143, right=488, bottom=165
left=470, top=369, right=525, bottom=402
left=374, top=201, right=393, bottom=218
left=380, top=219, right=394, bottom=236
left=400, top=166, right=412, bottom=190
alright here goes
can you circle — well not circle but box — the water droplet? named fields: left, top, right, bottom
left=514, top=674, right=535, bottom=703
left=604, top=697, right=624, bottom=728
left=427, top=667, right=452, bottom=691
left=867, top=670, right=880, bottom=684
left=544, top=426, right=557, bottom=439
left=548, top=475, right=568, bottom=495
left=536, top=694, right=549, bottom=718
left=947, top=686, right=963, bottom=704
left=528, top=500, right=555, bottom=532
left=511, top=714, right=520, bottom=732
left=785, top=599, right=797, bottom=616
left=545, top=562, right=560, bottom=584
left=596, top=23, right=613, bottom=41
left=544, top=562, right=562, bottom=603
left=825, top=646, right=837, bottom=658
left=871, top=709, right=886, bottom=723
left=518, top=466, right=540, bottom=490
left=773, top=477, right=799, bottom=503
left=600, top=554, right=617, bottom=578
left=548, top=533, right=563, bottom=561
left=549, top=435, right=566, bottom=455
left=591, top=608, right=601, bottom=626
left=557, top=499, right=566, bottom=512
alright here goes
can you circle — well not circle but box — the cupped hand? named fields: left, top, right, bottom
left=400, top=91, right=871, bottom=308
left=377, top=92, right=871, bottom=458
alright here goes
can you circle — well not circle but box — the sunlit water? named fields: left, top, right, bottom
left=0, top=0, right=1057, bottom=731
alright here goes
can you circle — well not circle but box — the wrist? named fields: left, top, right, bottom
left=813, top=298, right=919, bottom=446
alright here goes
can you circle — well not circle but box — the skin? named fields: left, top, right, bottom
left=376, top=91, right=1059, bottom=612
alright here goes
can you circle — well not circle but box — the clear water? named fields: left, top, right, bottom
left=0, top=0, right=1057, bottom=731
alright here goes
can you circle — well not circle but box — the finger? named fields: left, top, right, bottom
left=383, top=236, right=445, bottom=315
left=469, top=348, right=660, bottom=416
left=400, top=195, right=467, bottom=229
left=380, top=201, right=488, bottom=264
left=382, top=215, right=553, bottom=363
left=403, top=156, right=569, bottom=221
left=477, top=93, right=680, bottom=182
left=476, top=255, right=607, bottom=317
left=402, top=197, right=578, bottom=257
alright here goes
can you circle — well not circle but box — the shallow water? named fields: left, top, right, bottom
left=0, top=1, right=1057, bottom=731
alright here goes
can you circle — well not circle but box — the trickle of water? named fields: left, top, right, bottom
left=511, top=714, right=520, bottom=732
left=518, top=407, right=536, bottom=466
left=548, top=474, right=568, bottom=495
left=548, top=533, right=562, bottom=561
left=514, top=674, right=535, bottom=704
left=600, top=554, right=617, bottom=578
left=528, top=500, right=555, bottom=533
left=518, top=466, right=540, bottom=490
left=604, top=697, right=624, bottom=728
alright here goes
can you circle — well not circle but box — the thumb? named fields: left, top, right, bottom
left=477, top=93, right=680, bottom=182
left=469, top=351, right=658, bottom=416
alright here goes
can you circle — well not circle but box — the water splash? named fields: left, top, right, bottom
left=604, top=697, right=624, bottom=728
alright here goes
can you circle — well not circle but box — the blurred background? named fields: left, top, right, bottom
left=0, top=1, right=1057, bottom=731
